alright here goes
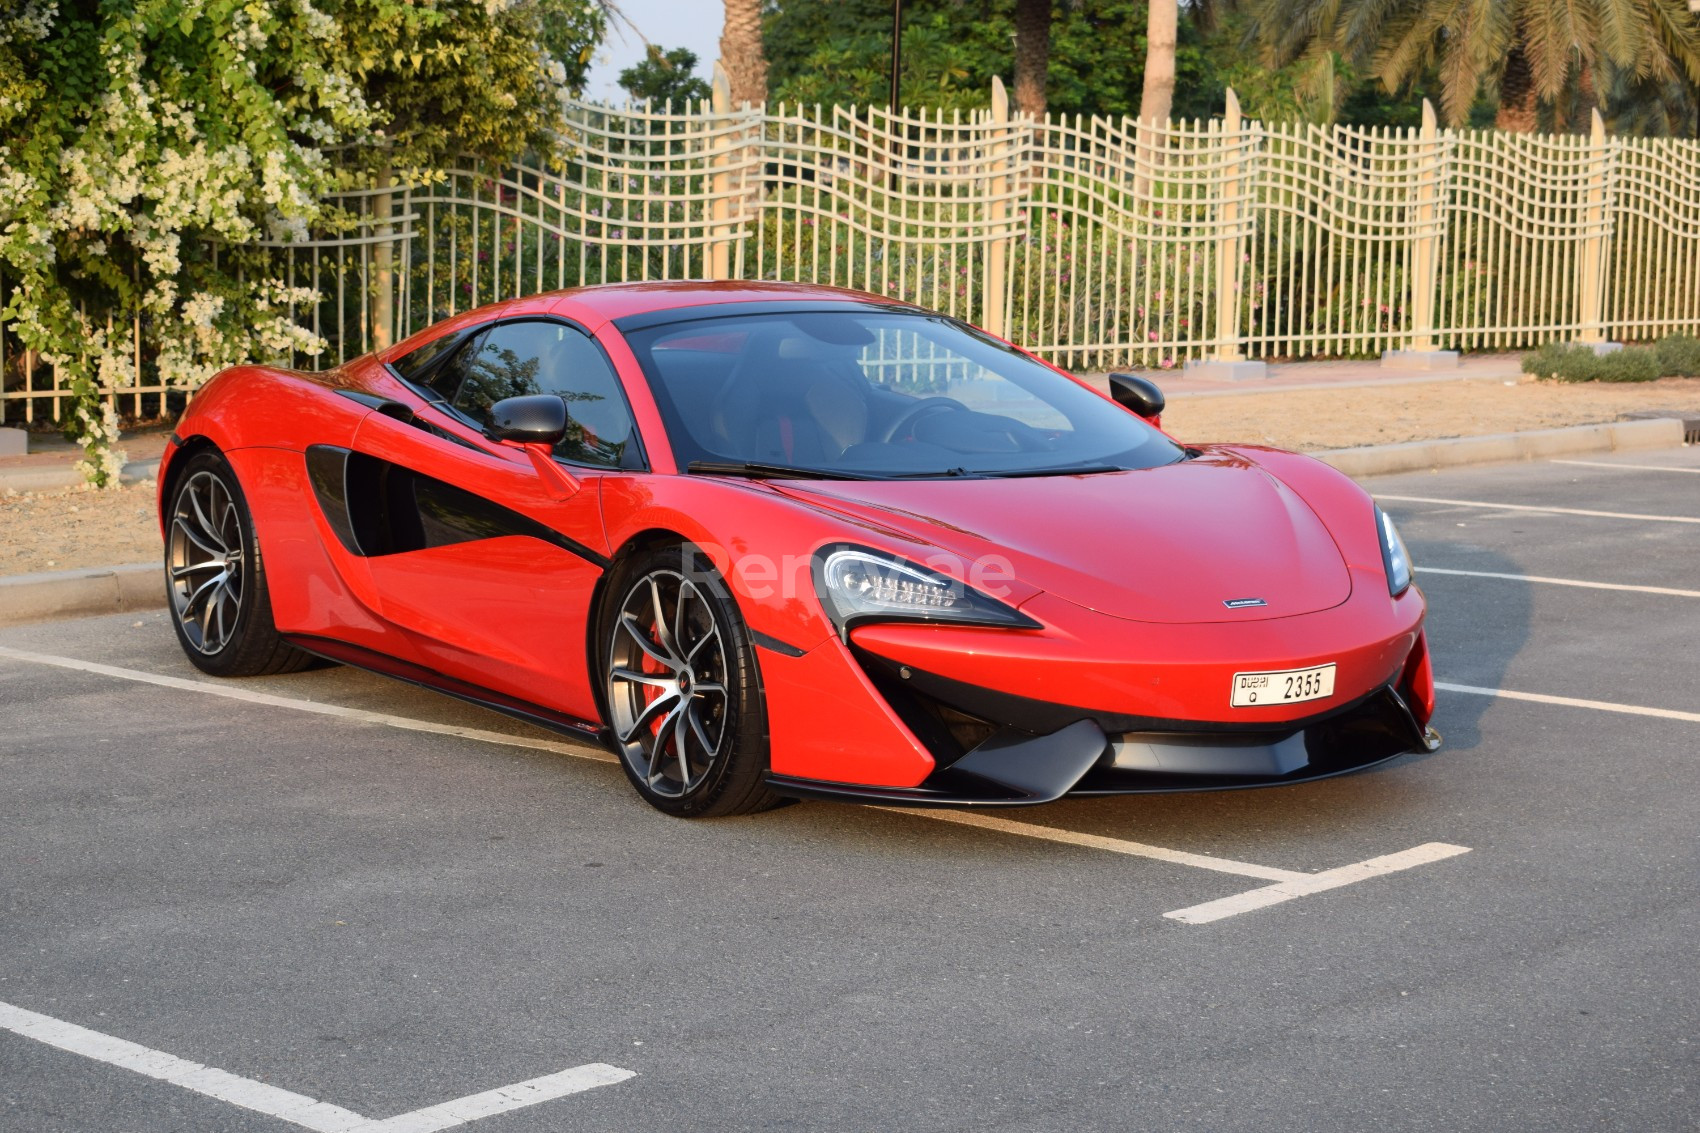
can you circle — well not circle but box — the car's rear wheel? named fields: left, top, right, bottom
left=166, top=450, right=313, bottom=677
left=604, top=546, right=783, bottom=817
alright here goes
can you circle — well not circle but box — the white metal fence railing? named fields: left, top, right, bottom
left=6, top=74, right=1700, bottom=424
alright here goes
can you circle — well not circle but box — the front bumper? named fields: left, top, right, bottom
left=768, top=684, right=1440, bottom=806
left=759, top=577, right=1438, bottom=806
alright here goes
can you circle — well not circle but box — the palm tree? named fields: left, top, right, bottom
left=1246, top=0, right=1700, bottom=131
left=1013, top=0, right=1051, bottom=116
left=721, top=0, right=768, bottom=108
left=1139, top=0, right=1179, bottom=123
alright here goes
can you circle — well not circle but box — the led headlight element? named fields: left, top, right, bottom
left=1376, top=506, right=1413, bottom=596
left=815, top=546, right=1038, bottom=634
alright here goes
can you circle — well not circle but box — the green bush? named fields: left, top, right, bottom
left=1604, top=348, right=1662, bottom=382
left=1522, top=341, right=1667, bottom=382
left=1655, top=335, right=1700, bottom=378
left=1523, top=342, right=1602, bottom=381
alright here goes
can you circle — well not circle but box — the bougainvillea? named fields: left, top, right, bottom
left=0, top=1, right=603, bottom=485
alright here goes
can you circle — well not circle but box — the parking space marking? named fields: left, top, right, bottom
left=1437, top=681, right=1700, bottom=723
left=1417, top=566, right=1700, bottom=599
left=879, top=808, right=1309, bottom=881
left=0, top=644, right=617, bottom=764
left=0, top=999, right=634, bottom=1131
left=0, top=644, right=1471, bottom=925
left=1550, top=459, right=1700, bottom=475
left=1377, top=495, right=1700, bottom=524
left=1162, top=843, right=1471, bottom=924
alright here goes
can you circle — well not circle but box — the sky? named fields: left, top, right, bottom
left=581, top=0, right=725, bottom=103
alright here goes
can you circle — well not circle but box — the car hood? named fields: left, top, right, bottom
left=774, top=450, right=1353, bottom=624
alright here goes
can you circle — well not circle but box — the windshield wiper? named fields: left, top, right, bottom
left=883, top=466, right=984, bottom=479
left=686, top=460, right=885, bottom=481
left=979, top=463, right=1125, bottom=478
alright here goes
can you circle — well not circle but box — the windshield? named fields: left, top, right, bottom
left=624, top=308, right=1184, bottom=478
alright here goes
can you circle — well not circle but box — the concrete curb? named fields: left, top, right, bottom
left=0, top=418, right=1687, bottom=627
left=1317, top=417, right=1686, bottom=479
left=0, top=564, right=162, bottom=628
left=1, top=458, right=162, bottom=494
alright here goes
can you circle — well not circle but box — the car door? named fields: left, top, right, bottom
left=349, top=316, right=644, bottom=724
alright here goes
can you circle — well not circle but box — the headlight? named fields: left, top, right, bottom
left=1376, top=506, right=1413, bottom=596
left=814, top=546, right=1038, bottom=635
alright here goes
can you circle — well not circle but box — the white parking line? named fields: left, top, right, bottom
left=879, top=808, right=1307, bottom=882
left=0, top=644, right=616, bottom=764
left=1377, top=495, right=1700, bottom=524
left=1551, top=459, right=1700, bottom=475
left=1437, top=681, right=1700, bottom=723
left=1163, top=843, right=1471, bottom=925
left=0, top=999, right=633, bottom=1132
left=0, top=645, right=1469, bottom=924
left=1417, top=566, right=1700, bottom=599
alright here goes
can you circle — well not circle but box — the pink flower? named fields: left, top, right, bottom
left=1159, top=356, right=1174, bottom=369
left=1147, top=331, right=1159, bottom=342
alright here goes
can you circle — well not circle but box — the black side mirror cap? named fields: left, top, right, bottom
left=487, top=394, right=568, bottom=446
left=1108, top=373, right=1165, bottom=420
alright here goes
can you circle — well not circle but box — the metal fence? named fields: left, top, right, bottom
left=6, top=74, right=1700, bottom=424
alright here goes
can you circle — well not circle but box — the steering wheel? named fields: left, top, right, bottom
left=879, top=397, right=966, bottom=444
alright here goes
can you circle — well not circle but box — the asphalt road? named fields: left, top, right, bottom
left=3, top=449, right=1697, bottom=1132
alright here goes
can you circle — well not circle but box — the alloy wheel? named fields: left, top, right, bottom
left=168, top=469, right=246, bottom=655
left=606, top=569, right=731, bottom=798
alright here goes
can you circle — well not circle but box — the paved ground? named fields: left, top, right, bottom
left=2, top=449, right=1697, bottom=1132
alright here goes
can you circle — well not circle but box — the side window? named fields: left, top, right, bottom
left=446, top=319, right=638, bottom=469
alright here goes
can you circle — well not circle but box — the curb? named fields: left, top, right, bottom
left=0, top=458, right=162, bottom=495
left=0, top=418, right=1688, bottom=627
left=1316, top=417, right=1686, bottom=479
left=0, top=564, right=162, bottom=628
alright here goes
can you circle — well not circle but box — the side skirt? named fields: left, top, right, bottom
left=282, top=633, right=607, bottom=746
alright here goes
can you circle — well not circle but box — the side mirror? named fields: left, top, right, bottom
left=487, top=394, right=580, bottom=500
left=1108, top=373, right=1165, bottom=421
left=487, top=394, right=569, bottom=446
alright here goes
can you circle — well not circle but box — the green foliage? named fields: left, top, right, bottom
left=619, top=46, right=713, bottom=107
left=1522, top=341, right=1667, bottom=382
left=763, top=0, right=1484, bottom=126
left=1655, top=334, right=1700, bottom=377
left=763, top=0, right=1220, bottom=120
left=0, top=0, right=605, bottom=483
left=1243, top=0, right=1700, bottom=131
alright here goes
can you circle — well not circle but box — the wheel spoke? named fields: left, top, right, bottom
left=186, top=489, right=226, bottom=553
left=617, top=689, right=679, bottom=745
left=171, top=560, right=223, bottom=579
left=690, top=681, right=726, bottom=697
left=686, top=624, right=720, bottom=663
left=182, top=571, right=223, bottom=620
left=609, top=667, right=675, bottom=689
left=210, top=586, right=231, bottom=649
left=648, top=577, right=677, bottom=655
left=671, top=707, right=693, bottom=788
left=648, top=703, right=687, bottom=786
left=687, top=705, right=718, bottom=762
left=174, top=519, right=225, bottom=560
left=619, top=613, right=677, bottom=670
left=676, top=579, right=706, bottom=658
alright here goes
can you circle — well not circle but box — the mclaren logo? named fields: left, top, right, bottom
left=1223, top=597, right=1268, bottom=609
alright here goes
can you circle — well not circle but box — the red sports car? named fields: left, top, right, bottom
left=158, top=281, right=1438, bottom=817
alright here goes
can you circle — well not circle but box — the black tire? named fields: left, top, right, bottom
left=602, top=545, right=784, bottom=817
left=165, top=449, right=314, bottom=677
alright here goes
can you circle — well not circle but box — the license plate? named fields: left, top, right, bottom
left=1230, top=663, right=1336, bottom=707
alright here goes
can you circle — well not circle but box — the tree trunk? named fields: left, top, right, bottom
left=1139, top=0, right=1178, bottom=125
left=1013, top=0, right=1049, bottom=118
left=1496, top=43, right=1539, bottom=133
left=720, top=0, right=768, bottom=109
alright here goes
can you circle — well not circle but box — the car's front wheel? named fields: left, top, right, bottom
left=165, top=450, right=313, bottom=677
left=603, top=547, right=783, bottom=817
